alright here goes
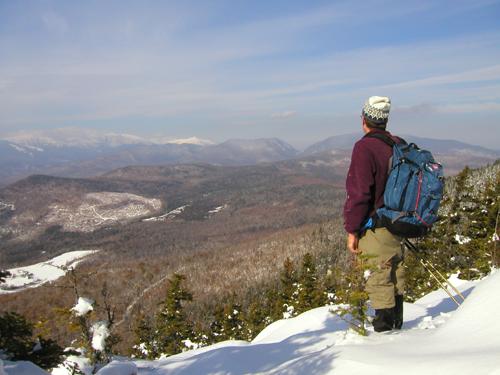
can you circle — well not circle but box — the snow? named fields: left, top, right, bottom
left=91, top=321, right=110, bottom=351
left=1, top=360, right=49, bottom=374
left=8, top=144, right=34, bottom=156
left=162, top=137, right=214, bottom=146
left=143, top=205, right=188, bottom=222
left=97, top=271, right=499, bottom=375
left=208, top=205, right=227, bottom=215
left=0, top=202, right=15, bottom=211
left=71, top=297, right=94, bottom=317
left=51, top=354, right=92, bottom=375
left=4, top=272, right=500, bottom=375
left=45, top=192, right=161, bottom=232
left=95, top=361, right=137, bottom=375
left=0, top=250, right=98, bottom=294
left=454, top=234, right=472, bottom=244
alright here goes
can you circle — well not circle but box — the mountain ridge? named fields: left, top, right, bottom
left=1, top=130, right=498, bottom=186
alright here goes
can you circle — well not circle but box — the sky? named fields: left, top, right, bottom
left=0, top=0, right=500, bottom=149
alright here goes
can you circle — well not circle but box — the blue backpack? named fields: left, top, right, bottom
left=364, top=133, right=444, bottom=238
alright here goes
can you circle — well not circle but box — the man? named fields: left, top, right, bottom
left=343, top=96, right=404, bottom=332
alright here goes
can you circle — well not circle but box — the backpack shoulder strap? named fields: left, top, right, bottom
left=365, top=132, right=407, bottom=147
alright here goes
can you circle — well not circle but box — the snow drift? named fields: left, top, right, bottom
left=109, top=271, right=500, bottom=375
left=2, top=272, right=499, bottom=375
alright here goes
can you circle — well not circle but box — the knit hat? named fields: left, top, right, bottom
left=362, top=96, right=391, bottom=125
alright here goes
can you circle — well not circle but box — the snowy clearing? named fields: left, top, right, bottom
left=0, top=250, right=98, bottom=294
left=208, top=205, right=227, bottom=215
left=44, top=192, right=162, bottom=232
left=143, top=205, right=188, bottom=222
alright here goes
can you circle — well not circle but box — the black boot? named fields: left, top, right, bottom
left=394, top=295, right=404, bottom=330
left=373, top=308, right=395, bottom=332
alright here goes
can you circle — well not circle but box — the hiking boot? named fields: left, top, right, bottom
left=394, top=295, right=404, bottom=329
left=373, top=308, right=395, bottom=332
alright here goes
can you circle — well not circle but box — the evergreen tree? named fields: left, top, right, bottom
left=0, top=312, right=64, bottom=370
left=154, top=273, right=194, bottom=356
left=277, top=257, right=299, bottom=319
left=208, top=304, right=227, bottom=342
left=296, top=253, right=323, bottom=312
left=244, top=301, right=268, bottom=340
left=331, top=254, right=372, bottom=336
left=0, top=270, right=10, bottom=283
left=132, top=314, right=157, bottom=359
left=220, top=299, right=246, bottom=341
left=405, top=164, right=499, bottom=300
left=265, top=288, right=284, bottom=322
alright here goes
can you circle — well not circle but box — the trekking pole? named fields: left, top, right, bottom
left=404, top=239, right=465, bottom=301
left=403, top=239, right=465, bottom=306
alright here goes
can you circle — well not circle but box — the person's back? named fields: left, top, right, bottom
left=343, top=96, right=405, bottom=332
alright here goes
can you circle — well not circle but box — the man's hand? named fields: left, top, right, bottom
left=347, top=233, right=361, bottom=254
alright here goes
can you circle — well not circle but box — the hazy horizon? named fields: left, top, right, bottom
left=1, top=1, right=500, bottom=149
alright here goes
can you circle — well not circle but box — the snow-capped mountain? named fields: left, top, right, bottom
left=159, top=137, right=214, bottom=146
left=3, top=128, right=153, bottom=148
left=0, top=132, right=298, bottom=185
left=3, top=128, right=216, bottom=148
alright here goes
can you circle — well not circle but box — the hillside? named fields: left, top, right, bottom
left=0, top=158, right=497, bottom=360
left=2, top=270, right=498, bottom=374
left=104, top=271, right=499, bottom=375
left=0, top=156, right=348, bottom=352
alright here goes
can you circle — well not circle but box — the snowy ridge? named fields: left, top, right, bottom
left=0, top=250, right=98, bottom=294
left=2, top=129, right=213, bottom=148
left=106, top=272, right=498, bottom=375
left=161, top=137, right=214, bottom=146
left=2, top=271, right=499, bottom=374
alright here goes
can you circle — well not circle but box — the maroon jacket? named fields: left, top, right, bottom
left=343, top=129, right=399, bottom=234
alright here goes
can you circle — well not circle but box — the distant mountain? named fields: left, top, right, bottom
left=201, top=138, right=299, bottom=165
left=304, top=133, right=499, bottom=155
left=1, top=128, right=497, bottom=185
left=303, top=133, right=362, bottom=154
left=3, top=127, right=154, bottom=148
left=0, top=132, right=299, bottom=185
left=303, top=133, right=499, bottom=175
left=4, top=127, right=216, bottom=148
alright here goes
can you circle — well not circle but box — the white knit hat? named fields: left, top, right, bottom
left=362, top=96, right=391, bottom=125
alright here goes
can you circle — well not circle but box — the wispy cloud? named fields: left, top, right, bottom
left=0, top=1, right=499, bottom=147
left=380, top=64, right=500, bottom=89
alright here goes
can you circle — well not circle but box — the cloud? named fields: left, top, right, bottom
left=1, top=1, right=500, bottom=143
left=437, top=102, right=500, bottom=113
left=380, top=64, right=500, bottom=90
left=392, top=103, right=437, bottom=115
left=271, top=111, right=297, bottom=119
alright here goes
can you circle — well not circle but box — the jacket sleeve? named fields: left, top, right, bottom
left=343, top=141, right=375, bottom=234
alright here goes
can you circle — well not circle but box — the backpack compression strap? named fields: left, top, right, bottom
left=364, top=132, right=407, bottom=147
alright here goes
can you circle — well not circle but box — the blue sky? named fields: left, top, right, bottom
left=1, top=0, right=499, bottom=148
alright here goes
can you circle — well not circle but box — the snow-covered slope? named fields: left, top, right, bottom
left=2, top=271, right=499, bottom=375
left=104, top=271, right=498, bottom=375
left=0, top=250, right=98, bottom=294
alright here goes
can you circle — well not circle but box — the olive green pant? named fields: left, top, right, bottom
left=359, top=228, right=404, bottom=310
